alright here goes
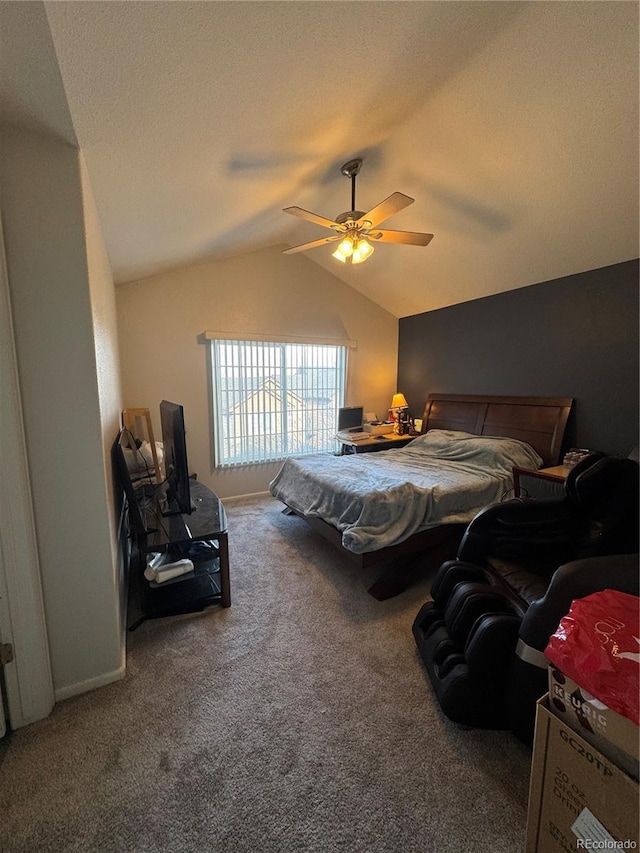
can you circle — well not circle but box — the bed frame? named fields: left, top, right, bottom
left=419, top=393, right=572, bottom=468
left=283, top=393, right=573, bottom=597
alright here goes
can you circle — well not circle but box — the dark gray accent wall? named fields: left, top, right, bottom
left=398, top=260, right=639, bottom=457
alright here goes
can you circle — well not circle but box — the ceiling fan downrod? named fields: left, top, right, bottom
left=341, top=158, right=363, bottom=218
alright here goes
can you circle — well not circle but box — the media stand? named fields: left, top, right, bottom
left=127, top=479, right=230, bottom=630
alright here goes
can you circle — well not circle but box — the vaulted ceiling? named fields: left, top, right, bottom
left=1, top=1, right=638, bottom=317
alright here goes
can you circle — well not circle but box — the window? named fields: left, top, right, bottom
left=209, top=336, right=349, bottom=467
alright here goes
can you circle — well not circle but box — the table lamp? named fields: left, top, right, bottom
left=390, top=393, right=408, bottom=413
left=390, top=394, right=409, bottom=434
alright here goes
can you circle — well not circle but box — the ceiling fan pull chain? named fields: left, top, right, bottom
left=351, top=173, right=356, bottom=214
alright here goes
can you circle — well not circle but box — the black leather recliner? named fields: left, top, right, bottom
left=412, top=452, right=639, bottom=743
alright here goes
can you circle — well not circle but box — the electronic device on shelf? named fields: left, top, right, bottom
left=159, top=400, right=192, bottom=516
left=363, top=422, right=391, bottom=435
left=338, top=405, right=364, bottom=432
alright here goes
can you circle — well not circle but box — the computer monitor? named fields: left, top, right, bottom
left=338, top=406, right=364, bottom=432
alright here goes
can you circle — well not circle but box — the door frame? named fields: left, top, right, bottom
left=0, top=212, right=54, bottom=730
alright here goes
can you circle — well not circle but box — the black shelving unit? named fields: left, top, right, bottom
left=127, top=480, right=230, bottom=630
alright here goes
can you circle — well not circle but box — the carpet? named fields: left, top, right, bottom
left=0, top=495, right=531, bottom=852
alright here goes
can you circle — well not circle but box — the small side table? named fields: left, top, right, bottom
left=337, top=433, right=415, bottom=454
left=513, top=465, right=572, bottom=499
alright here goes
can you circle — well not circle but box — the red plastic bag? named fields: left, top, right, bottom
left=545, top=589, right=639, bottom=725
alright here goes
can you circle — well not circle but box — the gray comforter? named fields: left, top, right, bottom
left=269, top=429, right=542, bottom=554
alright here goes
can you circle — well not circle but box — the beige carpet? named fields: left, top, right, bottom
left=0, top=495, right=532, bottom=852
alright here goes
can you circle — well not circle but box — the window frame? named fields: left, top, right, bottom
left=205, top=332, right=357, bottom=469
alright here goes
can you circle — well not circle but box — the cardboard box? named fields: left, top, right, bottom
left=548, top=668, right=639, bottom=780
left=363, top=422, right=393, bottom=435
left=526, top=696, right=639, bottom=853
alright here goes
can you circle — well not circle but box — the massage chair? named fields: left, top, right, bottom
left=412, top=451, right=639, bottom=743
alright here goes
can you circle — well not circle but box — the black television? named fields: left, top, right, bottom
left=160, top=400, right=192, bottom=516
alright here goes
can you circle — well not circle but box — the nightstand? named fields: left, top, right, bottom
left=513, top=465, right=572, bottom=499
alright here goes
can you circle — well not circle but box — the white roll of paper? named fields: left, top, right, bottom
left=145, top=558, right=194, bottom=584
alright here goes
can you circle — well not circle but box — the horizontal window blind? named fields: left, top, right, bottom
left=210, top=338, right=347, bottom=467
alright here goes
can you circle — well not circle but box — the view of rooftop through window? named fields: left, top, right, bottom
left=210, top=339, right=347, bottom=467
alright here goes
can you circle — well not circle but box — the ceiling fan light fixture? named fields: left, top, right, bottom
left=337, top=236, right=355, bottom=258
left=351, top=237, right=374, bottom=264
left=333, top=234, right=374, bottom=264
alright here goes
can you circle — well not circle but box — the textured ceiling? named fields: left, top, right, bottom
left=2, top=1, right=638, bottom=317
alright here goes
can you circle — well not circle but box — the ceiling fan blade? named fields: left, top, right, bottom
left=369, top=229, right=434, bottom=246
left=356, top=192, right=414, bottom=228
left=282, top=235, right=342, bottom=255
left=283, top=206, right=340, bottom=230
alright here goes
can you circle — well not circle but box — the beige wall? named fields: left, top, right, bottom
left=1, top=124, right=124, bottom=697
left=80, top=153, right=127, bottom=653
left=116, top=247, right=399, bottom=498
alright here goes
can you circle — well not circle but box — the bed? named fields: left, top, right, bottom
left=269, top=394, right=573, bottom=596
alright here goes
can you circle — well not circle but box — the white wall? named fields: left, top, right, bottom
left=0, top=123, right=124, bottom=698
left=116, top=247, right=399, bottom=498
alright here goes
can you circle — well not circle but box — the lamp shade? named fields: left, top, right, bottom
left=351, top=238, right=374, bottom=264
left=333, top=235, right=374, bottom=265
left=391, top=393, right=408, bottom=409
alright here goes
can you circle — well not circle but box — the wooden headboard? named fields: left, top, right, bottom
left=420, top=394, right=574, bottom=467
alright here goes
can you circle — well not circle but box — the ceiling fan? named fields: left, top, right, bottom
left=282, top=158, right=433, bottom=264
